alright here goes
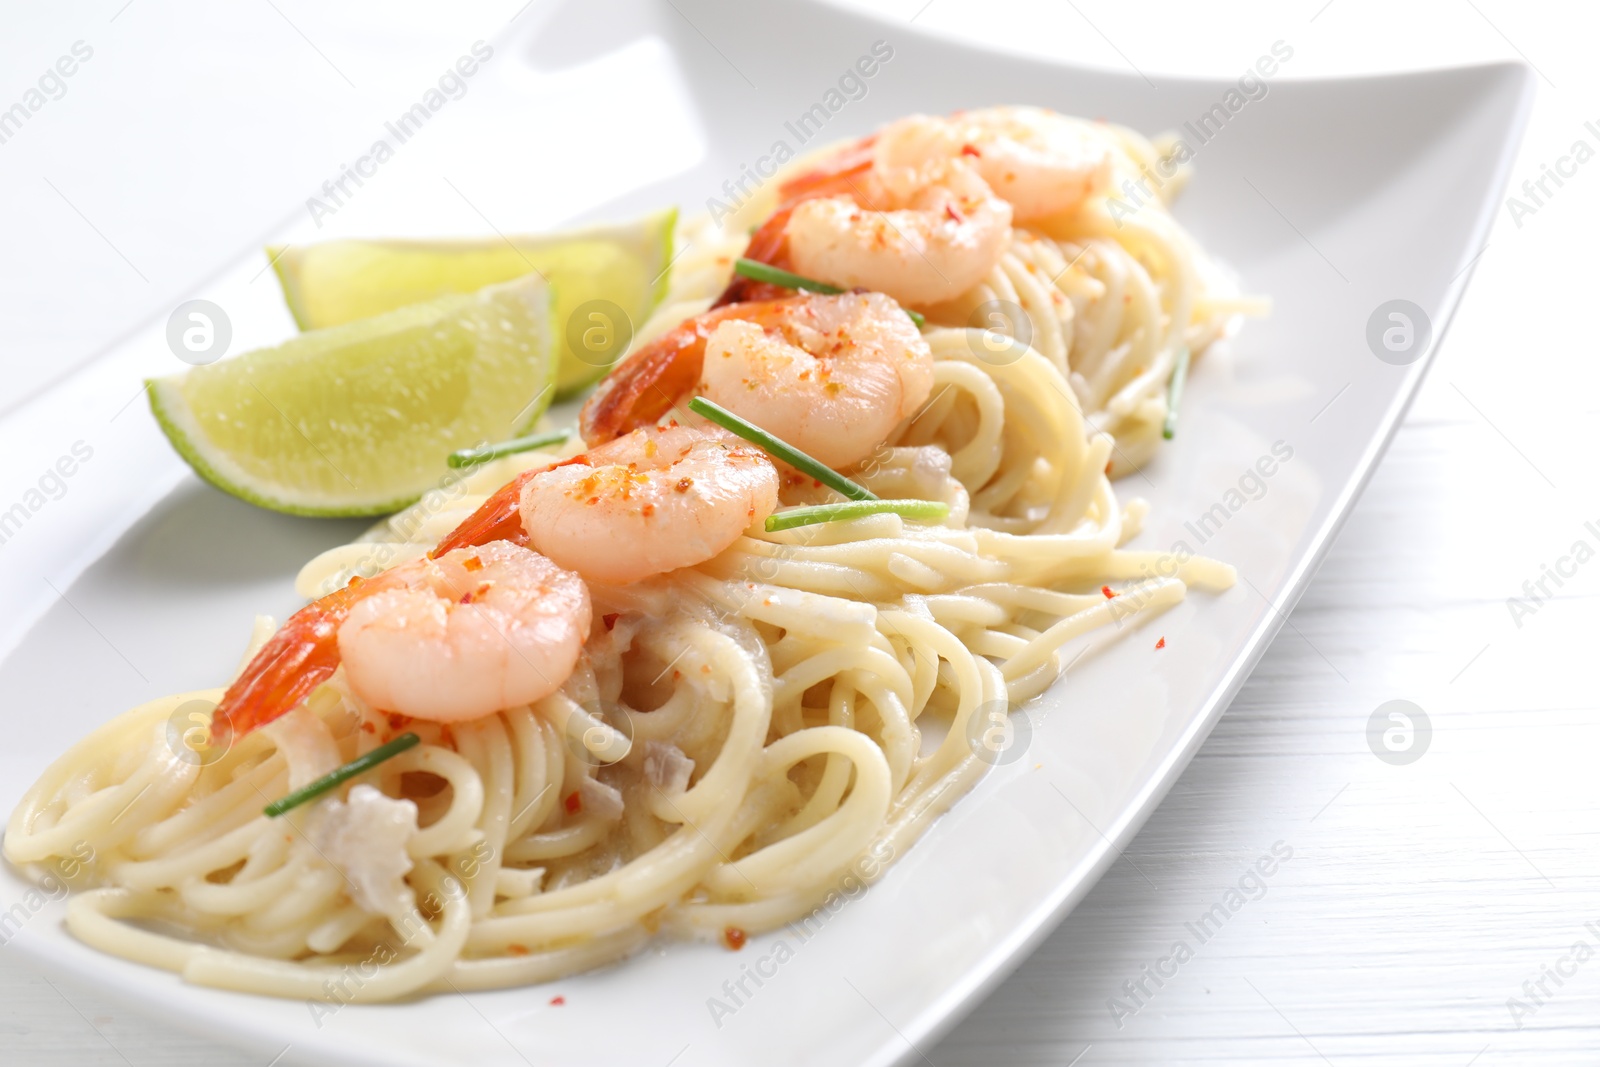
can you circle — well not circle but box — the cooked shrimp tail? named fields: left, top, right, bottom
left=714, top=137, right=876, bottom=307
left=432, top=456, right=591, bottom=558
left=211, top=576, right=395, bottom=743
left=578, top=308, right=745, bottom=446
left=432, top=471, right=538, bottom=558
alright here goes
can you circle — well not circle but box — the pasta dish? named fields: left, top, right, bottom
left=6, top=107, right=1254, bottom=1003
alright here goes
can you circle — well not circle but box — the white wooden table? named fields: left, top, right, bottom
left=4, top=2, right=1597, bottom=1064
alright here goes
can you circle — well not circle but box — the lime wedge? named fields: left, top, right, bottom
left=149, top=275, right=556, bottom=517
left=267, top=209, right=676, bottom=397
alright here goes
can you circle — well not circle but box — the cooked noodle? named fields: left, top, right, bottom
left=5, top=115, right=1244, bottom=1004
left=653, top=121, right=1263, bottom=474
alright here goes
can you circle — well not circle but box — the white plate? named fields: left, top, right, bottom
left=0, top=2, right=1532, bottom=1064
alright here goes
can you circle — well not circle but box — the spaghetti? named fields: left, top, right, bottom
left=5, top=106, right=1249, bottom=1003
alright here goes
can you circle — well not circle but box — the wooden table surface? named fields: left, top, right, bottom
left=3, top=2, right=1596, bottom=1064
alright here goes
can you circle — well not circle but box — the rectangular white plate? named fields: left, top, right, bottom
left=0, top=2, right=1532, bottom=1064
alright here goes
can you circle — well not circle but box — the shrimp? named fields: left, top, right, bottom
left=578, top=292, right=934, bottom=469
left=698, top=292, right=932, bottom=468
left=519, top=424, right=779, bottom=585
left=337, top=541, right=589, bottom=722
left=934, top=107, right=1112, bottom=222
left=215, top=422, right=781, bottom=739
left=212, top=541, right=587, bottom=739
left=783, top=161, right=1012, bottom=306
left=716, top=107, right=1110, bottom=308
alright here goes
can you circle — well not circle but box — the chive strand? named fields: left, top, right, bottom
left=734, top=257, right=842, bottom=294
left=1162, top=347, right=1191, bottom=441
left=263, top=732, right=421, bottom=818
left=448, top=428, right=572, bottom=469
left=688, top=396, right=875, bottom=502
left=765, top=499, right=949, bottom=532
left=733, top=257, right=924, bottom=328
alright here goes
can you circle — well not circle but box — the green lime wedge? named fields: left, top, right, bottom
left=149, top=275, right=556, bottom=517
left=267, top=208, right=675, bottom=398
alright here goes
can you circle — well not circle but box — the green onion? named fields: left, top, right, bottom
left=1162, top=347, right=1191, bottom=441
left=732, top=258, right=925, bottom=328
left=263, top=733, right=421, bottom=818
left=734, top=257, right=843, bottom=294
left=448, top=428, right=572, bottom=469
left=765, top=499, right=949, bottom=532
left=688, top=396, right=876, bottom=502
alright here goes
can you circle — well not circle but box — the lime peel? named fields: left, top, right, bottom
left=267, top=208, right=676, bottom=398
left=149, top=274, right=557, bottom=517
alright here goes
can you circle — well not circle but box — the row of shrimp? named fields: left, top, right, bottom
left=212, top=106, right=1114, bottom=745
left=714, top=105, right=1114, bottom=309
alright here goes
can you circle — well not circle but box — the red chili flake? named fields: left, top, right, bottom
left=439, top=725, right=454, bottom=748
left=723, top=926, right=748, bottom=951
left=602, top=613, right=620, bottom=631
left=1101, top=586, right=1116, bottom=598
left=564, top=791, right=582, bottom=814
left=1155, top=637, right=1166, bottom=650
left=960, top=143, right=981, bottom=157
left=549, top=995, right=566, bottom=1006
left=386, top=712, right=409, bottom=731
left=507, top=944, right=529, bottom=956
left=675, top=477, right=694, bottom=493
left=360, top=721, right=376, bottom=734
left=944, top=202, right=965, bottom=223
left=462, top=556, right=483, bottom=573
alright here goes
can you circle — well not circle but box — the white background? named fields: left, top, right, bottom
left=1, top=1, right=1596, bottom=1064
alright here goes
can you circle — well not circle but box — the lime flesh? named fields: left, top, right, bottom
left=149, top=274, right=556, bottom=517
left=267, top=209, right=675, bottom=398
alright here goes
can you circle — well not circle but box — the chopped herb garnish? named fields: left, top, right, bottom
left=765, top=498, right=949, bottom=532
left=688, top=396, right=876, bottom=502
left=734, top=257, right=842, bottom=294
left=263, top=732, right=420, bottom=818
left=1162, top=346, right=1191, bottom=441
left=732, top=258, right=925, bottom=328
left=448, top=428, right=573, bottom=469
